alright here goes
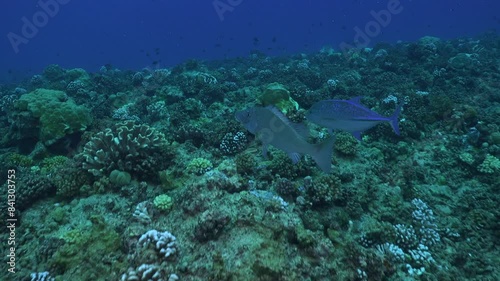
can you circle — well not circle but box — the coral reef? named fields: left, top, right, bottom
left=48, top=159, right=90, bottom=199
left=219, top=131, right=248, bottom=155
left=30, top=271, right=55, bottom=281
left=153, top=194, right=174, bottom=212
left=334, top=132, right=359, bottom=156
left=137, top=229, right=177, bottom=259
left=81, top=121, right=170, bottom=180
left=1, top=34, right=499, bottom=281
left=478, top=154, right=500, bottom=174
left=121, top=265, right=179, bottom=281
left=109, top=170, right=132, bottom=186
left=14, top=88, right=92, bottom=145
left=133, top=201, right=152, bottom=224
left=258, top=82, right=299, bottom=114
left=194, top=210, right=231, bottom=242
left=186, top=157, right=213, bottom=175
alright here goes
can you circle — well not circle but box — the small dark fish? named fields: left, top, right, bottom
left=253, top=37, right=260, bottom=46
left=306, top=97, right=403, bottom=140
left=236, top=106, right=335, bottom=173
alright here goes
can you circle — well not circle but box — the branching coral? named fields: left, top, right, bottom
left=187, top=157, right=213, bottom=175
left=81, top=121, right=169, bottom=178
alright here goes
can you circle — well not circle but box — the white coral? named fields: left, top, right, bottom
left=120, top=264, right=179, bottom=281
left=138, top=229, right=177, bottom=259
left=31, top=272, right=55, bottom=281
left=133, top=201, right=152, bottom=224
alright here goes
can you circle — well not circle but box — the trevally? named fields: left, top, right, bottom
left=306, top=97, right=403, bottom=140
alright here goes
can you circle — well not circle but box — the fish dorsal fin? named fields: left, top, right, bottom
left=348, top=96, right=363, bottom=104
left=292, top=123, right=310, bottom=139
left=266, top=105, right=290, bottom=124
left=266, top=106, right=309, bottom=138
left=288, top=152, right=301, bottom=164
left=262, top=144, right=269, bottom=159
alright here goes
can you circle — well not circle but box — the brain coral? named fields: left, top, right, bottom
left=81, top=121, right=169, bottom=178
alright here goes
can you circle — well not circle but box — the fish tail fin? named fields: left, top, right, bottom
left=311, top=136, right=336, bottom=173
left=390, top=103, right=403, bottom=135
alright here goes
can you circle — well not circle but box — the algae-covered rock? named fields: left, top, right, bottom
left=48, top=206, right=67, bottom=224
left=50, top=223, right=122, bottom=277
left=159, top=169, right=185, bottom=190
left=15, top=88, right=92, bottom=145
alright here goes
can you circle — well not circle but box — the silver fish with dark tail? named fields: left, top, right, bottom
left=235, top=106, right=335, bottom=173
left=306, top=97, right=403, bottom=140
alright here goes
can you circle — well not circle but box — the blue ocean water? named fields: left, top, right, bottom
left=1, top=0, right=498, bottom=82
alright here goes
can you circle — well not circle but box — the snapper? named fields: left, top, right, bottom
left=235, top=106, right=335, bottom=173
left=306, top=97, right=403, bottom=140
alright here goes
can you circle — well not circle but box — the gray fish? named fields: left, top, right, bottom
left=235, top=106, right=335, bottom=173
left=306, top=97, right=403, bottom=140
